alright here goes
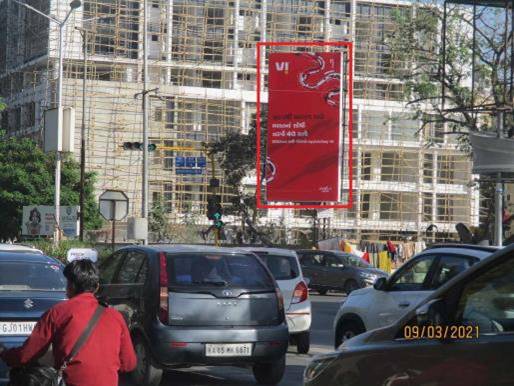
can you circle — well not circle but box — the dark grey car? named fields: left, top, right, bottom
left=297, top=249, right=387, bottom=295
left=304, top=244, right=514, bottom=386
left=98, top=245, right=288, bottom=386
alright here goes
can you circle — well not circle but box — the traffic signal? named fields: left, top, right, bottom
left=122, top=142, right=157, bottom=151
left=207, top=195, right=222, bottom=220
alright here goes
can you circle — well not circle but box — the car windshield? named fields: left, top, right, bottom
left=253, top=252, right=299, bottom=280
left=0, top=262, right=66, bottom=291
left=336, top=253, right=370, bottom=268
left=167, top=253, right=275, bottom=289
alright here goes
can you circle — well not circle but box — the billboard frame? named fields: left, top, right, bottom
left=256, top=41, right=354, bottom=209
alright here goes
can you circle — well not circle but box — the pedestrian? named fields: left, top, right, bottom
left=0, top=259, right=137, bottom=386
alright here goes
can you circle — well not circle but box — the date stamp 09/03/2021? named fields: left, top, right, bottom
left=403, top=325, right=480, bottom=340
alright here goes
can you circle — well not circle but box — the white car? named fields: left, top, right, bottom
left=0, top=243, right=43, bottom=254
left=332, top=244, right=498, bottom=348
left=242, top=247, right=312, bottom=354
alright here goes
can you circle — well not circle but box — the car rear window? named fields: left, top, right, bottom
left=253, top=252, right=299, bottom=280
left=0, top=262, right=66, bottom=291
left=167, top=253, right=274, bottom=289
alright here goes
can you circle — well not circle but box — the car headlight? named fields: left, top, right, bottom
left=304, top=353, right=338, bottom=383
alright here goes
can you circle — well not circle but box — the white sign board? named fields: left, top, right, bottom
left=67, top=248, right=98, bottom=263
left=44, top=107, right=75, bottom=153
left=22, top=205, right=79, bottom=237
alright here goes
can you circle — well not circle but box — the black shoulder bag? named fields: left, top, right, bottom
left=8, top=305, right=106, bottom=386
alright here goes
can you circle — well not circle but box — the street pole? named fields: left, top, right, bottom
left=495, top=111, right=504, bottom=247
left=79, top=29, right=87, bottom=241
left=53, top=22, right=65, bottom=246
left=142, top=0, right=149, bottom=245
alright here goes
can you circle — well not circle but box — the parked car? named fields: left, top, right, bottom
left=332, top=244, right=497, bottom=348
left=241, top=247, right=312, bottom=354
left=98, top=245, right=289, bottom=386
left=297, top=249, right=387, bottom=295
left=0, top=243, right=43, bottom=254
left=304, top=243, right=514, bottom=386
left=0, top=251, right=67, bottom=385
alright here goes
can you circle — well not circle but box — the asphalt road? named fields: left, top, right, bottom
left=121, top=293, right=344, bottom=386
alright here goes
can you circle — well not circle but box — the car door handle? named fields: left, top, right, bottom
left=399, top=302, right=410, bottom=308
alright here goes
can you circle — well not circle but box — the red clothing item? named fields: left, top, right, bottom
left=1, top=292, right=136, bottom=386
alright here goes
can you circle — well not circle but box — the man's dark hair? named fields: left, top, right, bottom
left=63, top=259, right=99, bottom=294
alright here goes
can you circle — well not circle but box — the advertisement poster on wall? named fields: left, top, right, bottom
left=22, top=205, right=79, bottom=237
left=266, top=51, right=344, bottom=202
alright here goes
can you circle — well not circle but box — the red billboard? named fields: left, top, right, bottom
left=265, top=52, right=343, bottom=202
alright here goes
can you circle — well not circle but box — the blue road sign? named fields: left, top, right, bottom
left=176, top=156, right=185, bottom=167
left=176, top=169, right=203, bottom=175
left=186, top=157, right=196, bottom=167
left=197, top=157, right=207, bottom=167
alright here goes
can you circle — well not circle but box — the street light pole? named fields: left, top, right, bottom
left=79, top=28, right=87, bottom=241
left=13, top=0, right=81, bottom=246
left=142, top=0, right=149, bottom=245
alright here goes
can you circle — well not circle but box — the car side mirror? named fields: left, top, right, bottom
left=373, top=277, right=387, bottom=291
left=304, top=277, right=311, bottom=287
left=416, top=298, right=445, bottom=326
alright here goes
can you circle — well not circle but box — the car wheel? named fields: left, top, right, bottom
left=318, top=288, right=328, bottom=295
left=335, top=320, right=365, bottom=348
left=296, top=331, right=310, bottom=354
left=344, top=279, right=359, bottom=294
left=252, top=355, right=286, bottom=385
left=131, top=335, right=163, bottom=386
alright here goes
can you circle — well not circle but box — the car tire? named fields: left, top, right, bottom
left=344, top=279, right=359, bottom=294
left=252, top=355, right=286, bottom=385
left=296, top=331, right=310, bottom=354
left=335, top=320, right=365, bottom=349
left=318, top=288, right=328, bottom=295
left=131, top=335, right=163, bottom=386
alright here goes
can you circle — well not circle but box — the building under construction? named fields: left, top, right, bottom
left=0, top=0, right=480, bottom=243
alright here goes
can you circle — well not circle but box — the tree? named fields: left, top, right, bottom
left=149, top=195, right=169, bottom=242
left=386, top=3, right=510, bottom=241
left=0, top=131, right=102, bottom=240
left=208, top=113, right=273, bottom=245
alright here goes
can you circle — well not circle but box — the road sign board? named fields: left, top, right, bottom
left=99, top=190, right=129, bottom=221
left=185, top=157, right=196, bottom=167
left=176, top=169, right=203, bottom=175
left=176, top=156, right=185, bottom=167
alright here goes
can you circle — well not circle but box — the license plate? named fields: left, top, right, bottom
left=205, top=343, right=253, bottom=357
left=0, top=321, right=37, bottom=336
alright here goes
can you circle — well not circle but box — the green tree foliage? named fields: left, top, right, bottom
left=149, top=195, right=169, bottom=241
left=208, top=113, right=273, bottom=245
left=386, top=3, right=510, bottom=241
left=0, top=132, right=102, bottom=240
left=386, top=4, right=510, bottom=140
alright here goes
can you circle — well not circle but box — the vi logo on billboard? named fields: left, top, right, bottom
left=275, top=62, right=289, bottom=73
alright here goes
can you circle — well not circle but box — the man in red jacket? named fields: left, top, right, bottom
left=0, top=259, right=137, bottom=386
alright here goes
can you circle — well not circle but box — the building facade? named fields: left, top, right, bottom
left=0, top=0, right=479, bottom=242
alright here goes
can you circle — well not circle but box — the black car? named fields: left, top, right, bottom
left=0, top=251, right=67, bottom=384
left=304, top=244, right=514, bottom=386
left=98, top=245, right=289, bottom=386
left=296, top=249, right=387, bottom=295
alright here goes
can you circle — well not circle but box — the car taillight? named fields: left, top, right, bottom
left=159, top=252, right=169, bottom=324
left=291, top=281, right=309, bottom=304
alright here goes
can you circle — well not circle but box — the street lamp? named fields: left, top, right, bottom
left=12, top=0, right=81, bottom=245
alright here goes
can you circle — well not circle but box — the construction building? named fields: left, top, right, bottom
left=0, top=0, right=480, bottom=243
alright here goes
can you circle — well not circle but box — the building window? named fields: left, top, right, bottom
left=380, top=193, right=399, bottom=220
left=203, top=41, right=223, bottom=62
left=361, top=193, right=370, bottom=219
left=423, top=154, right=433, bottom=183
left=361, top=152, right=371, bottom=181
left=423, top=193, right=433, bottom=222
left=152, top=35, right=158, bottom=42
left=202, top=71, right=222, bottom=88
left=207, top=8, right=224, bottom=25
